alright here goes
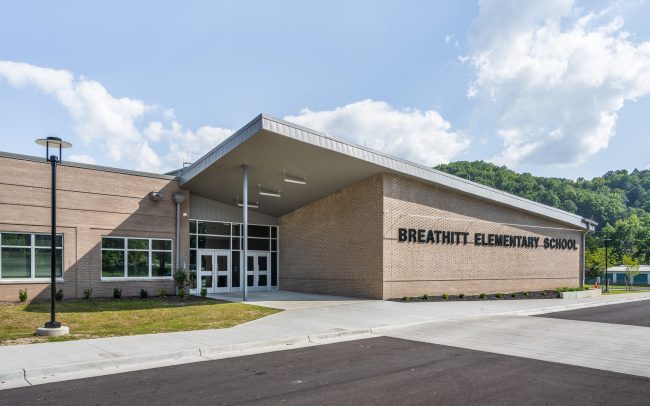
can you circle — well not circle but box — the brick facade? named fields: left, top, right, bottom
left=383, top=173, right=583, bottom=299
left=279, top=173, right=584, bottom=299
left=0, top=155, right=189, bottom=302
left=279, top=175, right=384, bottom=298
left=0, top=152, right=585, bottom=302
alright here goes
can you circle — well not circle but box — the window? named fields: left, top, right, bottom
left=101, top=237, right=173, bottom=278
left=0, top=232, right=63, bottom=280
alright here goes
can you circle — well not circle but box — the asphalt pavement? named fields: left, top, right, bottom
left=537, top=298, right=650, bottom=327
left=1, top=336, right=649, bottom=406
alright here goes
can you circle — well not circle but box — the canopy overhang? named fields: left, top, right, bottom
left=179, top=114, right=591, bottom=230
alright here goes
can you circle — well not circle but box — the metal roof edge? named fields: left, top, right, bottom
left=178, top=114, right=264, bottom=183
left=259, top=115, right=588, bottom=230
left=0, top=151, right=176, bottom=180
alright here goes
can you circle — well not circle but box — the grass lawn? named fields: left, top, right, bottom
left=603, top=289, right=650, bottom=295
left=0, top=297, right=280, bottom=345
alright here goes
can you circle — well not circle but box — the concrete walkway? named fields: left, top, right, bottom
left=387, top=314, right=650, bottom=378
left=1, top=291, right=649, bottom=390
left=206, top=290, right=371, bottom=310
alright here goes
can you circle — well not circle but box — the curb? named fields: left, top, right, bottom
left=199, top=336, right=311, bottom=357
left=509, top=294, right=650, bottom=316
left=0, top=332, right=376, bottom=389
left=2, top=294, right=649, bottom=390
left=24, top=348, right=202, bottom=385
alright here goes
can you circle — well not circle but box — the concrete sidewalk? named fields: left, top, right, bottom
left=1, top=291, right=649, bottom=390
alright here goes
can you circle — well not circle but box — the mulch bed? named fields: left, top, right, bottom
left=390, top=290, right=563, bottom=302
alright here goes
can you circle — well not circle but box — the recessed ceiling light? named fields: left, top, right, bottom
left=236, top=196, right=259, bottom=209
left=259, top=184, right=281, bottom=197
left=284, top=170, right=306, bottom=185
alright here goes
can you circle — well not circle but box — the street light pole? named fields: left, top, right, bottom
left=603, top=238, right=611, bottom=293
left=35, top=137, right=71, bottom=336
left=48, top=154, right=59, bottom=328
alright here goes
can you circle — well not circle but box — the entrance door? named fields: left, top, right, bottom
left=198, top=250, right=230, bottom=293
left=246, top=251, right=271, bottom=291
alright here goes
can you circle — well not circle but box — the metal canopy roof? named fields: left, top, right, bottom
left=179, top=114, right=589, bottom=229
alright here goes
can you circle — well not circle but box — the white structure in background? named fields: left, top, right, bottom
left=606, top=265, right=650, bottom=286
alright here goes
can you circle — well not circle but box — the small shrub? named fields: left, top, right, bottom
left=510, top=292, right=517, bottom=298
left=178, top=288, right=187, bottom=300
left=55, top=289, right=64, bottom=301
left=83, top=289, right=93, bottom=300
left=421, top=293, right=429, bottom=301
left=523, top=291, right=529, bottom=297
left=175, top=269, right=188, bottom=293
left=113, top=287, right=122, bottom=299
left=495, top=293, right=502, bottom=299
left=18, top=289, right=27, bottom=303
left=458, top=293, right=465, bottom=299
left=442, top=293, right=448, bottom=300
left=158, top=288, right=168, bottom=298
left=402, top=296, right=410, bottom=302
left=540, top=291, right=547, bottom=296
left=479, top=293, right=486, bottom=299
left=140, top=289, right=149, bottom=299
left=200, top=288, right=208, bottom=298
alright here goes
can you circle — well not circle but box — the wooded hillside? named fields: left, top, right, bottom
left=435, top=161, right=650, bottom=273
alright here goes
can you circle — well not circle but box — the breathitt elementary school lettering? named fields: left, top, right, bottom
left=397, top=228, right=578, bottom=250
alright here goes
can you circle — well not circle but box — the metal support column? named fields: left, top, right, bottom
left=242, top=165, right=248, bottom=301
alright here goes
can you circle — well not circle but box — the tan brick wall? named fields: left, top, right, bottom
left=278, top=172, right=584, bottom=300
left=383, top=174, right=584, bottom=299
left=279, top=174, right=384, bottom=298
left=0, top=156, right=189, bottom=302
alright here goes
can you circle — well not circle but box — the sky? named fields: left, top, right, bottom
left=0, top=0, right=649, bottom=179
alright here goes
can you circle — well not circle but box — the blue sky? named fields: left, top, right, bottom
left=0, top=0, right=649, bottom=178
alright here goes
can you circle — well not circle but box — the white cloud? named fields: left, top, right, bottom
left=67, top=154, right=97, bottom=165
left=0, top=61, right=232, bottom=172
left=466, top=0, right=650, bottom=167
left=144, top=120, right=232, bottom=168
left=284, top=100, right=469, bottom=167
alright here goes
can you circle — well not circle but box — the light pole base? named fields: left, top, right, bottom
left=36, top=325, right=69, bottom=337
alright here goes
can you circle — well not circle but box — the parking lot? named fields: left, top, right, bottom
left=1, top=336, right=649, bottom=406
left=536, top=298, right=650, bottom=327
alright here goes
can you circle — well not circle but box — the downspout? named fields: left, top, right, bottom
left=173, top=192, right=187, bottom=278
left=581, top=218, right=598, bottom=287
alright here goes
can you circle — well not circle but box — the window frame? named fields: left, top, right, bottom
left=189, top=219, right=279, bottom=289
left=0, top=232, right=64, bottom=282
left=101, top=236, right=173, bottom=281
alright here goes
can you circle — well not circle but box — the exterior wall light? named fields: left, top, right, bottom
left=258, top=184, right=281, bottom=197
left=150, top=191, right=164, bottom=201
left=283, top=170, right=306, bottom=185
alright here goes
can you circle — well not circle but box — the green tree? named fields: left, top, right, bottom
left=622, top=255, right=641, bottom=290
left=435, top=161, right=650, bottom=266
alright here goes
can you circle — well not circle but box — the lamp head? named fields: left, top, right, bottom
left=35, top=137, right=72, bottom=162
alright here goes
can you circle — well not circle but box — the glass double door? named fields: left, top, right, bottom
left=198, top=249, right=271, bottom=293
left=198, top=250, right=230, bottom=293
left=246, top=251, right=271, bottom=291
